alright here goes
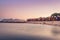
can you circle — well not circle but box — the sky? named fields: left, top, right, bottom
left=0, top=0, right=60, bottom=20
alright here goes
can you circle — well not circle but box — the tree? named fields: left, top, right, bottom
left=51, top=13, right=60, bottom=17
left=51, top=13, right=60, bottom=21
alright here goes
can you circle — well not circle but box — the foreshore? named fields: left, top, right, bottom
left=27, top=21, right=60, bottom=26
left=0, top=21, right=60, bottom=26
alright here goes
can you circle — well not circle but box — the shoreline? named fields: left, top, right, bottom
left=27, top=21, right=60, bottom=26
left=0, top=21, right=60, bottom=26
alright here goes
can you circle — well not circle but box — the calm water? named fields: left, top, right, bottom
left=0, top=23, right=60, bottom=40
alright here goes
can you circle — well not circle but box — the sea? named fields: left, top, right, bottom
left=0, top=23, right=60, bottom=40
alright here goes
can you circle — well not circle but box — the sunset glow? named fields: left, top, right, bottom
left=0, top=0, right=60, bottom=20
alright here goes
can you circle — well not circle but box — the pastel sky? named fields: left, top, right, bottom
left=0, top=0, right=60, bottom=20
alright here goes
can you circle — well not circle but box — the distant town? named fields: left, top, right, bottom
left=27, top=13, right=60, bottom=21
left=0, top=13, right=60, bottom=23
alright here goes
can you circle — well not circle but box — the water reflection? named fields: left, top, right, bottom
left=52, top=26, right=60, bottom=40
left=0, top=23, right=60, bottom=40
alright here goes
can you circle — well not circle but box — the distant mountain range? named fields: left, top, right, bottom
left=0, top=19, right=26, bottom=23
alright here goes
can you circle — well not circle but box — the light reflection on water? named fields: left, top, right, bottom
left=0, top=23, right=60, bottom=40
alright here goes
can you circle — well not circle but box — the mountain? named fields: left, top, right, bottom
left=0, top=19, right=26, bottom=23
